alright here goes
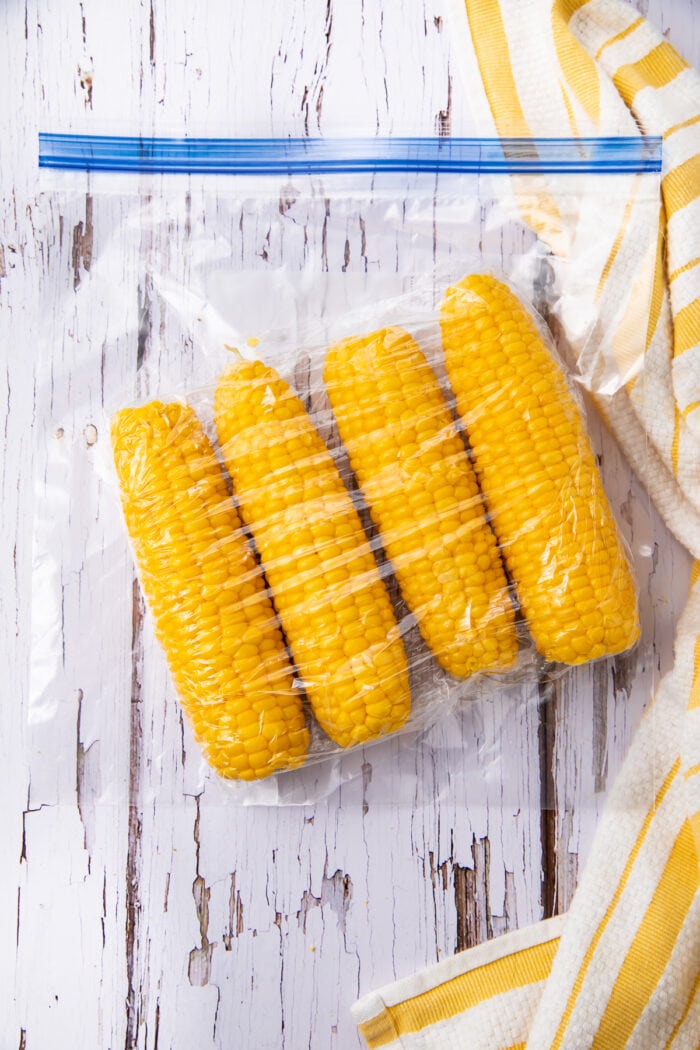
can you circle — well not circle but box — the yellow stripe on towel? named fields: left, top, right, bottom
left=663, top=155, right=700, bottom=222
left=595, top=16, right=644, bottom=61
left=669, top=256, right=700, bottom=284
left=551, top=759, right=681, bottom=1049
left=591, top=821, right=699, bottom=1048
left=551, top=7, right=600, bottom=123
left=664, top=112, right=700, bottom=141
left=613, top=41, right=689, bottom=105
left=646, top=209, right=667, bottom=351
left=463, top=0, right=530, bottom=137
left=674, top=298, right=700, bottom=356
left=357, top=938, right=558, bottom=1048
left=672, top=403, right=682, bottom=477
left=462, top=0, right=565, bottom=247
left=357, top=1010, right=399, bottom=1049
left=662, top=968, right=700, bottom=1049
left=689, top=636, right=700, bottom=711
left=595, top=193, right=636, bottom=301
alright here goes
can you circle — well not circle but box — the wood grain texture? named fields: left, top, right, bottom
left=1, top=1, right=697, bottom=1048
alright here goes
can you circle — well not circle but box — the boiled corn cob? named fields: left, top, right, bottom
left=440, top=274, right=640, bottom=665
left=324, top=326, right=517, bottom=677
left=111, top=401, right=309, bottom=780
left=214, top=358, right=411, bottom=748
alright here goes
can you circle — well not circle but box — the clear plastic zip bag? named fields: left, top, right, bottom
left=31, top=134, right=662, bottom=802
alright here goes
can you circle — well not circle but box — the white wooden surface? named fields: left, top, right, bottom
left=1, top=2, right=698, bottom=1048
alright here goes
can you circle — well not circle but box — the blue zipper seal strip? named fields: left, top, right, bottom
left=38, top=135, right=662, bottom=175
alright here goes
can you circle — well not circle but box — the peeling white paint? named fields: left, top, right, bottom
left=1, top=1, right=695, bottom=1048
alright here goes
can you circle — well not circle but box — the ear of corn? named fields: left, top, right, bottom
left=214, top=359, right=411, bottom=748
left=111, top=401, right=309, bottom=780
left=440, top=274, right=640, bottom=665
left=324, top=326, right=517, bottom=678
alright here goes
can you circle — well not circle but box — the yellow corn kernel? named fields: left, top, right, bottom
left=440, top=274, right=640, bottom=665
left=111, top=401, right=309, bottom=780
left=214, top=359, right=411, bottom=748
left=324, top=327, right=517, bottom=678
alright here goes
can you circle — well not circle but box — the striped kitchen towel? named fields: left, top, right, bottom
left=353, top=2, right=700, bottom=1047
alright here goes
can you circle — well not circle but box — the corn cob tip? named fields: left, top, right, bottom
left=111, top=398, right=184, bottom=435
